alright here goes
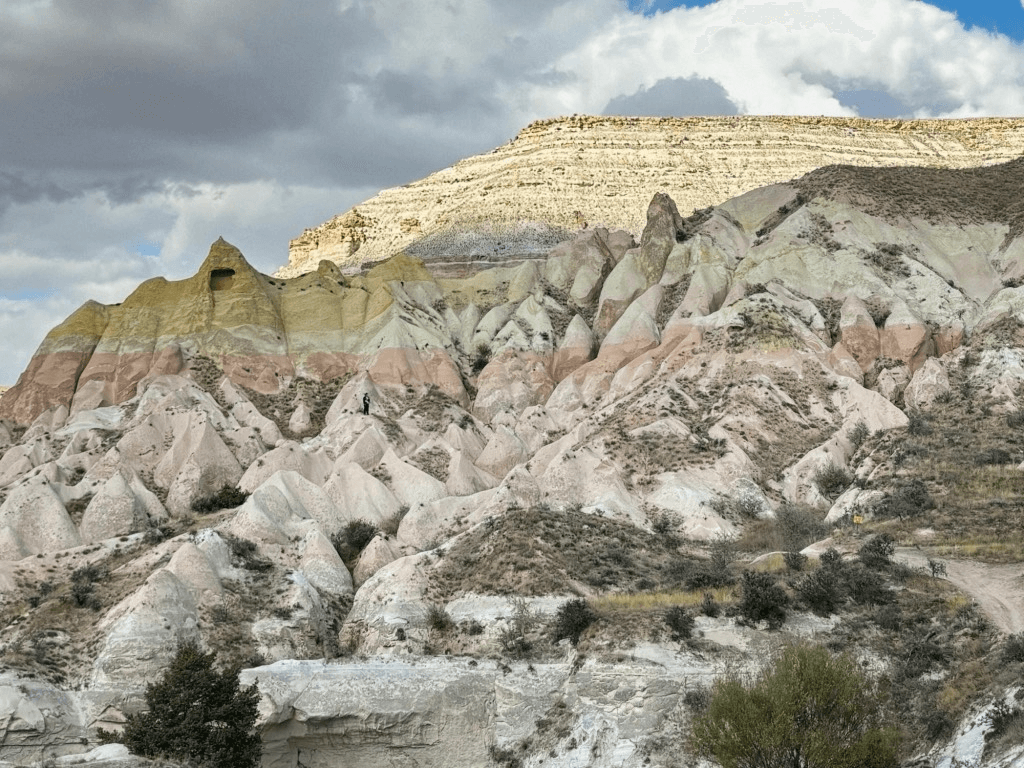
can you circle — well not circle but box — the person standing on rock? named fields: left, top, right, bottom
left=362, top=392, right=370, bottom=415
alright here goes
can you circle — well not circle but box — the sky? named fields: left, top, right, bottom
left=1, top=0, right=1023, bottom=387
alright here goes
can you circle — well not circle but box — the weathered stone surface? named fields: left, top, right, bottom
left=0, top=480, right=81, bottom=555
left=80, top=469, right=167, bottom=543
left=904, top=357, right=952, bottom=411
left=284, top=115, right=1024, bottom=276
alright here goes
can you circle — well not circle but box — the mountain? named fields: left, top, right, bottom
left=282, top=115, right=1024, bottom=277
left=4, top=134, right=1024, bottom=767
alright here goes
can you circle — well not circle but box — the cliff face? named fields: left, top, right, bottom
left=6, top=154, right=1024, bottom=767
left=283, top=115, right=1024, bottom=276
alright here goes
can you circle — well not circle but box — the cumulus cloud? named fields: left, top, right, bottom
left=3, top=0, right=1024, bottom=383
left=532, top=0, right=1024, bottom=118
left=603, top=76, right=739, bottom=116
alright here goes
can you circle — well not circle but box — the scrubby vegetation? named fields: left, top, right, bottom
left=690, top=643, right=900, bottom=768
left=103, top=641, right=261, bottom=768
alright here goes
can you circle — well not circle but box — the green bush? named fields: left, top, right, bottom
left=192, top=486, right=248, bottom=514
left=552, top=598, right=595, bottom=646
left=873, top=479, right=933, bottom=519
left=427, top=604, right=453, bottom=633
left=783, top=551, right=807, bottom=571
left=1002, top=633, right=1024, bottom=663
left=665, top=606, right=695, bottom=641
left=701, top=592, right=721, bottom=618
left=225, top=535, right=273, bottom=572
left=848, top=420, right=870, bottom=449
left=776, top=503, right=828, bottom=552
left=331, top=519, right=379, bottom=560
left=812, top=462, right=853, bottom=499
left=797, top=567, right=842, bottom=616
left=690, top=644, right=900, bottom=768
left=859, top=534, right=896, bottom=569
left=738, top=571, right=788, bottom=629
left=819, top=547, right=843, bottom=569
left=111, top=641, right=261, bottom=768
left=845, top=564, right=891, bottom=605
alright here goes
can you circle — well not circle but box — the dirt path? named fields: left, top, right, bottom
left=896, top=548, right=1024, bottom=635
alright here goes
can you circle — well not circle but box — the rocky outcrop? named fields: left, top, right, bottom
left=284, top=115, right=1024, bottom=276
left=8, top=140, right=1024, bottom=767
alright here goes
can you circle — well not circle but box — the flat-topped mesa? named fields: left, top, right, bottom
left=0, top=239, right=468, bottom=425
left=282, top=114, right=1024, bottom=277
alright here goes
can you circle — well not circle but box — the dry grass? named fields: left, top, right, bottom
left=591, top=586, right=737, bottom=612
left=853, top=376, right=1024, bottom=562
left=796, top=158, right=1024, bottom=246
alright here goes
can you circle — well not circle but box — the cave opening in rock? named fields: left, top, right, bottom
left=210, top=269, right=236, bottom=291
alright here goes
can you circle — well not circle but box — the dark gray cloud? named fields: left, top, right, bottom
left=833, top=89, right=910, bottom=118
left=602, top=76, right=739, bottom=116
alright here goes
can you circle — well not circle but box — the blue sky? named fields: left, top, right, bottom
left=1, top=0, right=1024, bottom=385
left=631, top=0, right=1024, bottom=39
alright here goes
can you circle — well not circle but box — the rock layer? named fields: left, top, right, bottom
left=284, top=115, right=1024, bottom=275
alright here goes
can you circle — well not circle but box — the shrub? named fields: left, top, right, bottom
left=224, top=536, right=273, bottom=572
left=500, top=597, right=538, bottom=659
left=858, top=534, right=896, bottom=569
left=665, top=606, right=696, bottom=641
left=873, top=479, right=933, bottom=519
left=331, top=519, right=379, bottom=560
left=69, top=565, right=106, bottom=610
left=690, top=644, right=900, bottom=768
left=1003, top=633, right=1024, bottom=663
left=112, top=641, right=260, bottom=768
left=797, top=567, right=842, bottom=616
left=427, top=604, right=453, bottom=633
left=192, top=486, right=248, bottom=514
left=975, top=448, right=1012, bottom=466
left=819, top=547, right=843, bottom=570
left=813, top=462, right=853, bottom=499
left=783, top=551, right=808, bottom=571
left=471, top=342, right=491, bottom=374
left=845, top=564, right=891, bottom=605
left=848, top=420, right=870, bottom=449
left=552, top=598, right=596, bottom=646
left=777, top=503, right=828, bottom=552
left=701, top=592, right=721, bottom=618
left=684, top=686, right=711, bottom=713
left=738, top=571, right=788, bottom=629
left=907, top=412, right=932, bottom=436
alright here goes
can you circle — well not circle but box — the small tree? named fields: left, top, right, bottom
left=738, top=571, right=788, bottom=629
left=117, top=641, right=261, bottom=768
left=552, top=598, right=595, bottom=645
left=690, top=644, right=900, bottom=768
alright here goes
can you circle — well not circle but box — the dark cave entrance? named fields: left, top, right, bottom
left=209, top=269, right=236, bottom=291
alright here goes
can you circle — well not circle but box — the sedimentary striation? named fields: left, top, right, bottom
left=6, top=142, right=1024, bottom=766
left=283, top=115, right=1024, bottom=276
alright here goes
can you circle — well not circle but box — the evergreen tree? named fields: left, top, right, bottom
left=120, top=641, right=261, bottom=768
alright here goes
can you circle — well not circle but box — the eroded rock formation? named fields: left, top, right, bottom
left=5, top=152, right=1024, bottom=767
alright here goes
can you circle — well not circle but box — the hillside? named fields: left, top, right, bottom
left=4, top=153, right=1024, bottom=767
left=282, top=115, right=1024, bottom=277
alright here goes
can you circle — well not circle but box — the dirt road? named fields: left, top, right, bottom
left=896, top=548, right=1024, bottom=635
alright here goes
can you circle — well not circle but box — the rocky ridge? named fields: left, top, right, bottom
left=4, top=155, right=1024, bottom=766
left=283, top=115, right=1024, bottom=276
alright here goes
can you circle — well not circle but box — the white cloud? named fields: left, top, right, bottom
left=528, top=0, right=1024, bottom=118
